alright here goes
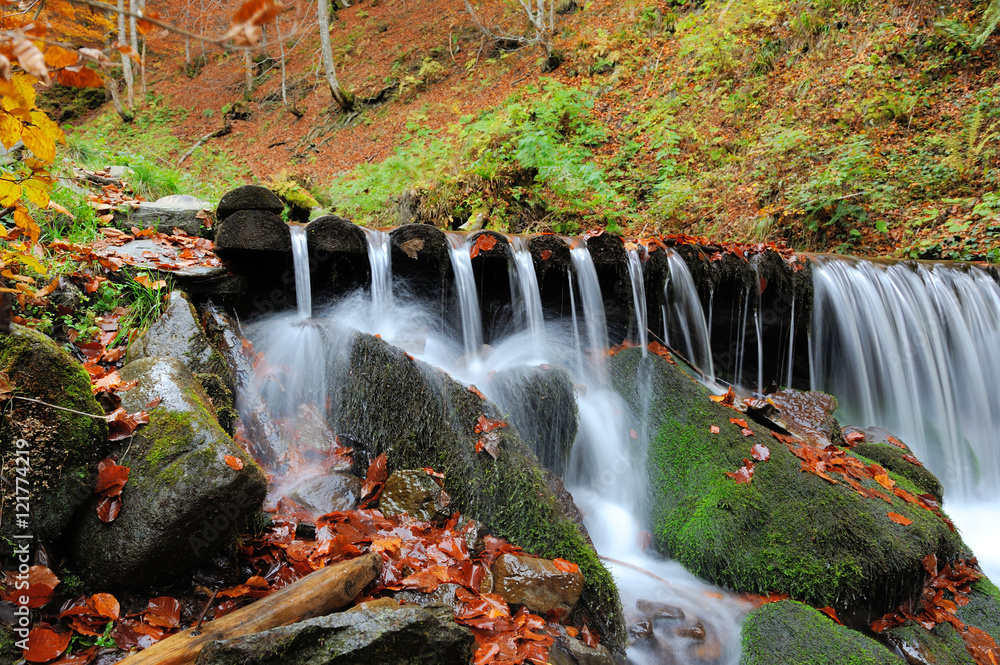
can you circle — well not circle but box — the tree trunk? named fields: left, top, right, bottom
left=317, top=0, right=353, bottom=111
left=105, top=76, right=133, bottom=121
left=118, top=0, right=134, bottom=109
left=138, top=0, right=147, bottom=95
left=276, top=17, right=288, bottom=107
left=244, top=49, right=253, bottom=96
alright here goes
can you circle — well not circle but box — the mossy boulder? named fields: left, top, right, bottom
left=609, top=348, right=965, bottom=614
left=129, top=291, right=233, bottom=390
left=740, top=600, right=899, bottom=665
left=196, top=599, right=474, bottom=665
left=330, top=333, right=625, bottom=654
left=852, top=442, right=944, bottom=503
left=0, top=325, right=109, bottom=543
left=69, top=357, right=266, bottom=589
left=958, top=579, right=1000, bottom=641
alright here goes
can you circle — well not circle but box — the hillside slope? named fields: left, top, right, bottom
left=56, top=0, right=1000, bottom=256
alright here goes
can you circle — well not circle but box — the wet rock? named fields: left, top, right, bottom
left=549, top=625, right=616, bottom=665
left=70, top=357, right=267, bottom=589
left=196, top=598, right=474, bottom=665
left=676, top=620, right=706, bottom=641
left=767, top=389, right=843, bottom=446
left=491, top=552, right=585, bottom=618
left=489, top=365, right=578, bottom=475
left=0, top=325, right=109, bottom=542
left=610, top=348, right=965, bottom=615
left=629, top=619, right=654, bottom=641
left=957, top=579, right=1000, bottom=641
left=334, top=332, right=625, bottom=653
left=885, top=621, right=973, bottom=665
left=306, top=215, right=367, bottom=255
left=392, top=582, right=461, bottom=611
left=114, top=199, right=212, bottom=238
left=195, top=373, right=236, bottom=435
left=128, top=290, right=232, bottom=389
left=378, top=469, right=449, bottom=522
left=286, top=473, right=361, bottom=515
left=216, top=185, right=285, bottom=221
left=48, top=278, right=84, bottom=311
left=740, top=600, right=898, bottom=665
left=636, top=599, right=685, bottom=621
left=214, top=209, right=291, bottom=253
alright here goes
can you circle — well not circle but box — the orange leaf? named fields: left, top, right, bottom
left=468, top=384, right=486, bottom=399
left=136, top=8, right=162, bottom=34
left=818, top=606, right=843, bottom=624
left=540, top=249, right=552, bottom=260
left=97, top=496, right=121, bottom=523
left=725, top=459, right=754, bottom=484
left=741, top=427, right=755, bottom=437
left=469, top=233, right=497, bottom=259
left=710, top=386, right=736, bottom=406
left=43, top=46, right=79, bottom=68
left=902, top=454, right=924, bottom=467
left=874, top=472, right=895, bottom=490
left=23, top=624, right=71, bottom=663
left=710, top=425, right=720, bottom=434
left=730, top=418, right=748, bottom=428
left=552, top=558, right=579, bottom=574
left=751, top=443, right=770, bottom=461
left=844, top=431, right=865, bottom=446
left=887, top=512, right=912, bottom=526
left=95, top=458, right=129, bottom=497
left=224, top=455, right=244, bottom=470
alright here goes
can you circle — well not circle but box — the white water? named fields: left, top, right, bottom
left=627, top=247, right=649, bottom=353
left=508, top=236, right=546, bottom=350
left=810, top=255, right=1000, bottom=581
left=664, top=250, right=715, bottom=381
left=290, top=225, right=311, bottom=319
left=446, top=232, right=484, bottom=365
left=363, top=228, right=393, bottom=318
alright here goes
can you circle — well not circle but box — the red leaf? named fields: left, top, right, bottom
left=540, top=250, right=552, bottom=260
left=730, top=418, right=749, bottom=428
left=360, top=453, right=388, bottom=508
left=902, top=454, right=924, bottom=467
left=710, top=386, right=736, bottom=406
left=580, top=623, right=599, bottom=648
left=751, top=443, right=770, bottom=461
left=887, top=436, right=907, bottom=449
left=887, top=512, right=913, bottom=526
left=23, top=624, right=71, bottom=663
left=144, top=596, right=180, bottom=628
left=741, top=427, right=755, bottom=437
left=469, top=234, right=498, bottom=259
left=95, top=458, right=129, bottom=497
left=475, top=414, right=507, bottom=433
left=552, top=558, right=579, bottom=574
left=224, top=455, right=244, bottom=470
left=88, top=593, right=120, bottom=620
left=844, top=431, right=866, bottom=446
left=818, top=606, right=843, bottom=624
left=97, top=496, right=121, bottom=523
left=468, top=385, right=486, bottom=399
left=709, top=425, right=720, bottom=434
left=725, top=459, right=754, bottom=484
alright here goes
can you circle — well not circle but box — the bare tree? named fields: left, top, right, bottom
left=117, top=0, right=134, bottom=109
left=317, top=0, right=352, bottom=110
left=463, top=0, right=556, bottom=58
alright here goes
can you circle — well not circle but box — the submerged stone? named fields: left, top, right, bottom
left=286, top=473, right=361, bottom=515
left=69, top=357, right=267, bottom=589
left=196, top=598, right=474, bottom=665
left=332, top=332, right=625, bottom=653
left=741, top=600, right=899, bottom=665
left=0, top=325, right=109, bottom=543
left=610, top=348, right=966, bottom=615
left=491, top=552, right=585, bottom=618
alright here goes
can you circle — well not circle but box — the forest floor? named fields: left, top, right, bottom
left=44, top=0, right=1000, bottom=258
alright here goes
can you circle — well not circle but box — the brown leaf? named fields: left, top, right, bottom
left=540, top=249, right=552, bottom=260
left=469, top=233, right=498, bottom=259
left=887, top=512, right=913, bottom=526
left=725, top=459, right=754, bottom=484
left=23, top=623, right=71, bottom=663
left=224, top=455, right=244, bottom=470
left=97, top=496, right=121, bottom=523
left=360, top=453, right=388, bottom=507
left=400, top=238, right=424, bottom=259
left=95, top=457, right=129, bottom=497
left=13, top=38, right=50, bottom=84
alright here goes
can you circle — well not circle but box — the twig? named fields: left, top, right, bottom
left=9, top=395, right=113, bottom=420
left=190, top=588, right=218, bottom=636
left=598, top=555, right=676, bottom=588
left=64, top=0, right=232, bottom=48
left=177, top=123, right=232, bottom=166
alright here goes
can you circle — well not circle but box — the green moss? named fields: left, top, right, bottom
left=610, top=348, right=965, bottom=614
left=0, top=325, right=109, bottom=541
left=957, top=579, right=1000, bottom=641
left=337, top=334, right=625, bottom=653
left=853, top=443, right=944, bottom=501
left=741, top=600, right=899, bottom=665
left=886, top=621, right=973, bottom=665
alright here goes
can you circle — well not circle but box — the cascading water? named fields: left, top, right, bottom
left=291, top=224, right=312, bottom=319
left=626, top=247, right=649, bottom=353
left=446, top=232, right=484, bottom=365
left=663, top=250, right=715, bottom=381
left=508, top=236, right=545, bottom=350
left=809, top=255, right=1000, bottom=580
left=363, top=228, right=393, bottom=319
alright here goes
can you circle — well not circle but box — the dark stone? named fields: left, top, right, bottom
left=196, top=598, right=474, bottom=665
left=306, top=215, right=367, bottom=255
left=392, top=583, right=462, bottom=611
left=69, top=357, right=267, bottom=589
left=214, top=209, right=291, bottom=253
left=740, top=600, right=899, bottom=665
left=128, top=290, right=232, bottom=390
left=195, top=373, right=237, bottom=436
left=286, top=473, right=361, bottom=516
left=636, top=599, right=685, bottom=621
left=216, top=185, right=285, bottom=221
left=550, top=624, right=616, bottom=665
left=491, top=552, right=584, bottom=618
left=610, top=348, right=965, bottom=615
left=0, top=325, right=109, bottom=543
left=331, top=332, right=625, bottom=653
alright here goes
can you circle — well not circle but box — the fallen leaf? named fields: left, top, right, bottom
left=23, top=623, right=71, bottom=663
left=360, top=453, right=388, bottom=508
left=95, top=457, right=129, bottom=497
left=902, top=454, right=924, bottom=467
left=725, top=459, right=754, bottom=484
left=540, top=249, right=552, bottom=260
left=818, top=606, right=843, bottom=624
left=468, top=384, right=486, bottom=400
left=224, top=455, right=244, bottom=470
left=710, top=386, right=736, bottom=406
left=469, top=233, right=498, bottom=259
left=552, top=558, right=580, bottom=574
left=730, top=418, right=749, bottom=428
left=887, top=512, right=913, bottom=526
left=844, top=431, right=866, bottom=446
left=741, top=427, right=755, bottom=437
left=400, top=238, right=424, bottom=259
left=751, top=443, right=770, bottom=461
left=97, top=496, right=121, bottom=523
left=710, top=425, right=720, bottom=434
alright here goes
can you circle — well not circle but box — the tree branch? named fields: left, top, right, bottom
left=63, top=0, right=232, bottom=48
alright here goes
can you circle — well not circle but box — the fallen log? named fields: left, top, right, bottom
left=115, top=552, right=382, bottom=665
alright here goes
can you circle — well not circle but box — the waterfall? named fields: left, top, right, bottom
left=290, top=224, right=311, bottom=319
left=569, top=242, right=609, bottom=377
left=508, top=236, right=545, bottom=349
left=664, top=250, right=715, bottom=381
left=446, top=233, right=484, bottom=363
left=626, top=247, right=648, bottom=354
left=810, top=255, right=1000, bottom=579
left=363, top=228, right=393, bottom=319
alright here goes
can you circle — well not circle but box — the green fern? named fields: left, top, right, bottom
left=975, top=0, right=1000, bottom=48
left=944, top=108, right=998, bottom=177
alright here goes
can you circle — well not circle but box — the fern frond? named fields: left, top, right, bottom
left=975, top=0, right=1000, bottom=48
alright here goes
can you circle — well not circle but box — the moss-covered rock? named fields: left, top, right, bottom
left=958, top=579, right=1000, bottom=641
left=69, top=357, right=267, bottom=589
left=609, top=348, right=965, bottom=614
left=885, top=620, right=973, bottom=665
left=740, top=600, right=899, bottom=665
left=852, top=443, right=944, bottom=503
left=0, top=325, right=109, bottom=543
left=331, top=333, right=625, bottom=654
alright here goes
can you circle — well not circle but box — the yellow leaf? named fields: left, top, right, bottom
left=13, top=251, right=45, bottom=274
left=12, top=206, right=39, bottom=244
left=0, top=111, right=23, bottom=149
left=29, top=110, right=63, bottom=144
left=10, top=74, right=35, bottom=109
left=21, top=124, right=54, bottom=163
left=21, top=177, right=50, bottom=208
left=0, top=178, right=21, bottom=206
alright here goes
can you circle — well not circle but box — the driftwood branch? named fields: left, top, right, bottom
left=177, top=122, right=232, bottom=166
left=114, top=552, right=382, bottom=665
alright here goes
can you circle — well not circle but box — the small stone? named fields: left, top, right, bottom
left=629, top=619, right=654, bottom=641
left=286, top=473, right=362, bottom=516
left=676, top=619, right=706, bottom=641
left=637, top=599, right=686, bottom=621
left=378, top=469, right=449, bottom=523
left=491, top=553, right=584, bottom=618
left=393, top=583, right=461, bottom=611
